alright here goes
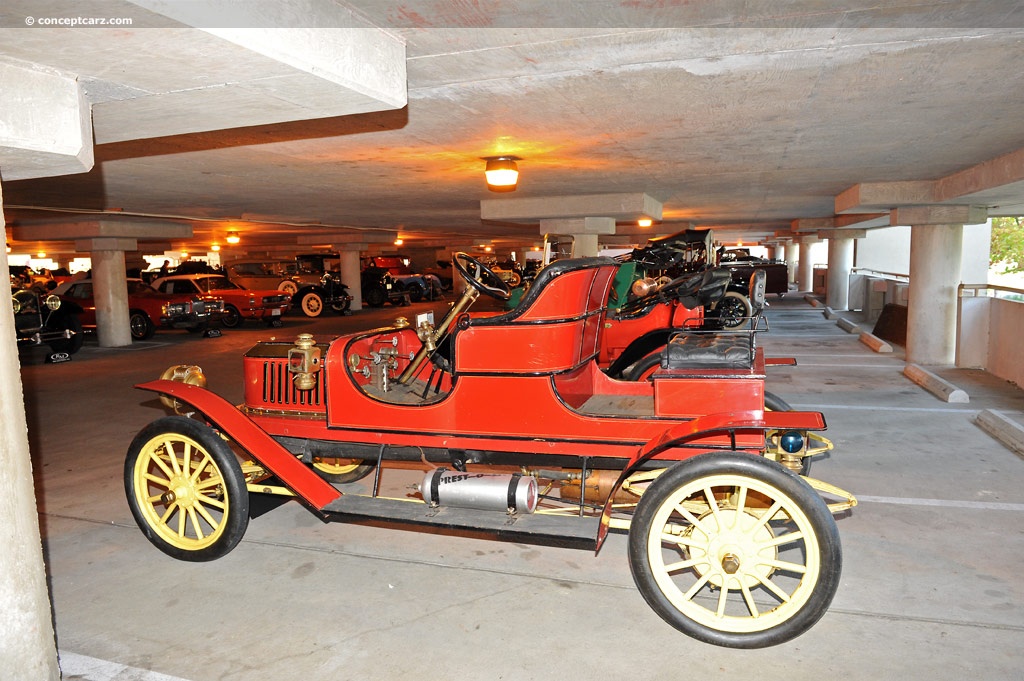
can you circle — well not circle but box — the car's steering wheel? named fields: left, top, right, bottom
left=453, top=253, right=511, bottom=301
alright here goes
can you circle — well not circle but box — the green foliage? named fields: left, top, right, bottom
left=990, top=217, right=1024, bottom=273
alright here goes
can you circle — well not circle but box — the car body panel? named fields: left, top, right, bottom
left=151, top=274, right=290, bottom=321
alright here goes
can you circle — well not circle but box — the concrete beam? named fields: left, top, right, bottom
left=835, top=181, right=937, bottom=214
left=790, top=217, right=834, bottom=232
left=834, top=213, right=891, bottom=229
left=298, top=230, right=396, bottom=246
left=481, top=193, right=662, bottom=223
left=890, top=205, right=988, bottom=226
left=541, top=217, right=616, bottom=236
left=817, top=229, right=868, bottom=240
left=75, top=238, right=139, bottom=252
left=13, top=218, right=192, bottom=242
left=936, top=146, right=1024, bottom=203
left=0, top=58, right=93, bottom=181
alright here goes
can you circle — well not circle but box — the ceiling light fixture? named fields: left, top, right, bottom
left=211, top=243, right=221, bottom=252
left=484, top=155, right=520, bottom=192
left=226, top=231, right=240, bottom=244
left=638, top=217, right=653, bottom=227
left=394, top=238, right=403, bottom=246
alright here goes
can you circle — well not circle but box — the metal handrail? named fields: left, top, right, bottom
left=959, top=283, right=1024, bottom=299
left=851, top=267, right=910, bottom=282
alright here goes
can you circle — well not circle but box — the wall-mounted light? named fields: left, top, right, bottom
left=484, top=155, right=520, bottom=192
left=637, top=217, right=653, bottom=228
left=226, top=231, right=241, bottom=244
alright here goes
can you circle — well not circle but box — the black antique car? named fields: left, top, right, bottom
left=13, top=288, right=83, bottom=357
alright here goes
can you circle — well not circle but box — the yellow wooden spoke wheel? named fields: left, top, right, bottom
left=125, top=416, right=249, bottom=561
left=311, top=458, right=376, bottom=484
left=628, top=452, right=841, bottom=648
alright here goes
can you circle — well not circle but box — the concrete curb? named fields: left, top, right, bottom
left=859, top=332, right=893, bottom=353
left=975, top=409, right=1024, bottom=458
left=836, top=317, right=860, bottom=334
left=804, top=295, right=822, bottom=307
left=822, top=306, right=840, bottom=320
left=903, top=363, right=970, bottom=403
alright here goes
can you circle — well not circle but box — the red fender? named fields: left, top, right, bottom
left=595, top=409, right=827, bottom=551
left=136, top=380, right=341, bottom=510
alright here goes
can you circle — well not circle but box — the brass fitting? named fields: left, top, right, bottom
left=287, top=334, right=322, bottom=391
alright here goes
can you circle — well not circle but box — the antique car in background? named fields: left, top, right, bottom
left=227, top=259, right=352, bottom=318
left=151, top=274, right=291, bottom=328
left=126, top=253, right=855, bottom=649
left=360, top=264, right=409, bottom=307
left=13, top=287, right=83, bottom=356
left=363, top=255, right=444, bottom=302
left=54, top=278, right=224, bottom=340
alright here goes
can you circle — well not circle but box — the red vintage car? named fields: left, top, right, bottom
left=151, top=273, right=291, bottom=328
left=125, top=254, right=855, bottom=648
left=55, top=278, right=223, bottom=340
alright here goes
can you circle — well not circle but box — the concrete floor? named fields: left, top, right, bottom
left=21, top=294, right=1024, bottom=681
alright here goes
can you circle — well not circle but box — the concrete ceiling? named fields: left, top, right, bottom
left=3, top=1, right=1024, bottom=258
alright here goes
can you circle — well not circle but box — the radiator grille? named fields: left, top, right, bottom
left=261, top=360, right=323, bottom=407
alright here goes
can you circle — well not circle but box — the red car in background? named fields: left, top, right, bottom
left=151, top=274, right=291, bottom=328
left=55, top=278, right=224, bottom=340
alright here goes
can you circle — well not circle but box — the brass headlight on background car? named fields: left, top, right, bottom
left=44, top=294, right=61, bottom=311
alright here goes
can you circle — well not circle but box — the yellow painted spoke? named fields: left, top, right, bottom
left=659, top=529, right=701, bottom=548
left=143, top=472, right=171, bottom=488
left=683, top=573, right=712, bottom=601
left=716, top=582, right=730, bottom=617
left=704, top=486, right=723, bottom=525
left=146, top=492, right=167, bottom=504
left=753, top=572, right=793, bottom=603
left=194, top=501, right=220, bottom=530
left=764, top=530, right=805, bottom=548
left=734, top=486, right=749, bottom=529
left=176, top=505, right=187, bottom=537
left=753, top=500, right=783, bottom=529
left=187, top=507, right=205, bottom=540
left=189, top=453, right=214, bottom=483
left=159, top=504, right=178, bottom=525
left=740, top=581, right=760, bottom=617
left=664, top=556, right=706, bottom=573
left=195, top=493, right=226, bottom=511
left=674, top=503, right=710, bottom=537
left=164, top=440, right=184, bottom=476
left=150, top=450, right=175, bottom=479
left=194, top=476, right=224, bottom=493
left=763, top=558, right=808, bottom=575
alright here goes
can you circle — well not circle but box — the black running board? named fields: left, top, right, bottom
left=321, top=494, right=600, bottom=551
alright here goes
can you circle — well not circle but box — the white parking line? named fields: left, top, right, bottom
left=59, top=652, right=193, bottom=681
left=855, top=495, right=1024, bottom=512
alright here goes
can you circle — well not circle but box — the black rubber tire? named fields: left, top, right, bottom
left=220, top=305, right=242, bottom=328
left=299, top=291, right=324, bottom=317
left=124, top=416, right=249, bottom=562
left=407, top=285, right=424, bottom=303
left=311, top=460, right=376, bottom=484
left=628, top=452, right=841, bottom=648
left=715, top=291, right=752, bottom=329
left=364, top=287, right=387, bottom=308
left=764, top=392, right=792, bottom=412
left=625, top=352, right=663, bottom=382
left=129, top=310, right=155, bottom=340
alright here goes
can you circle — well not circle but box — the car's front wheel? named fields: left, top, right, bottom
left=124, top=416, right=249, bottom=562
left=48, top=313, right=84, bottom=354
left=364, top=287, right=387, bottom=308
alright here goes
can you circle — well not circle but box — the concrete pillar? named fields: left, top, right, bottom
left=906, top=224, right=964, bottom=365
left=825, top=235, right=855, bottom=311
left=785, top=242, right=799, bottom=284
left=797, top=240, right=815, bottom=292
left=540, top=217, right=616, bottom=259
left=338, top=248, right=363, bottom=311
left=80, top=239, right=136, bottom=348
left=0, top=183, right=61, bottom=680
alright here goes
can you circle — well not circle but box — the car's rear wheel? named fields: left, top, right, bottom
left=221, top=304, right=242, bottom=328
left=364, top=287, right=387, bottom=307
left=124, top=416, right=249, bottom=561
left=714, top=291, right=752, bottom=329
left=279, top=280, right=299, bottom=295
left=129, top=310, right=155, bottom=340
left=311, top=459, right=376, bottom=484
